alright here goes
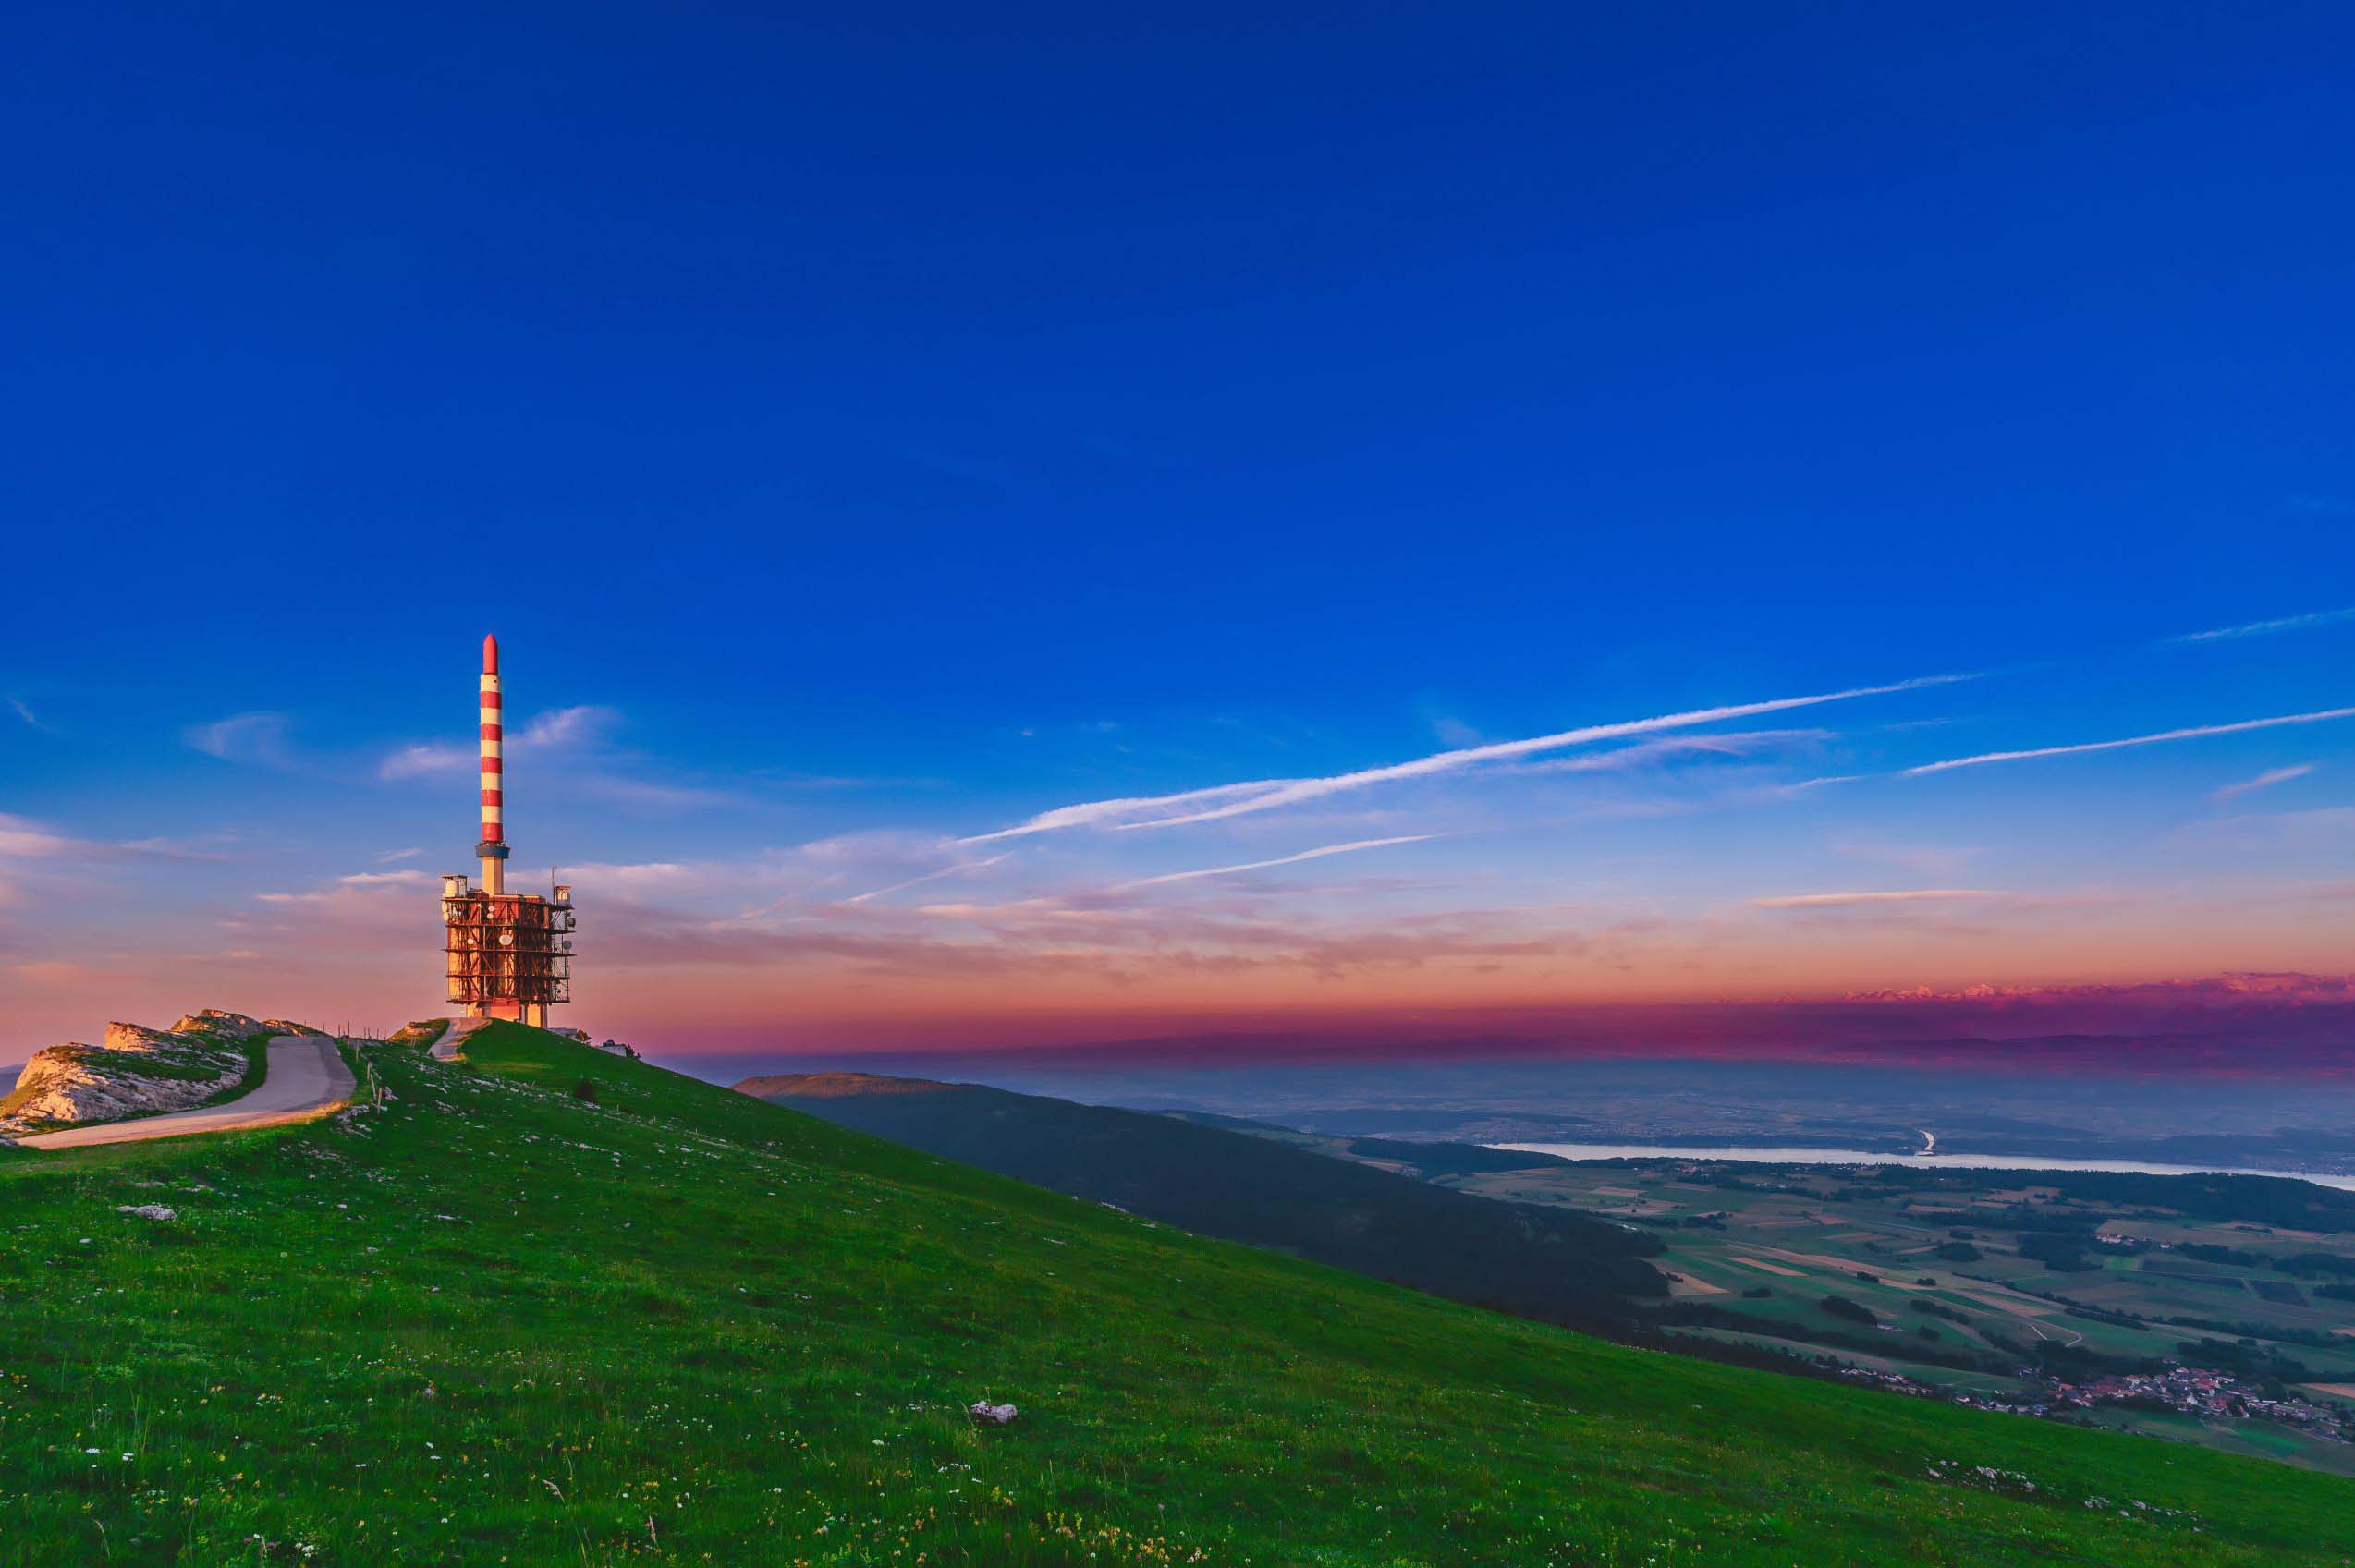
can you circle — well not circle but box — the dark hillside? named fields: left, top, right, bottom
left=742, top=1071, right=1665, bottom=1325
left=1338, top=1135, right=1575, bottom=1174
left=1161, top=1110, right=1578, bottom=1175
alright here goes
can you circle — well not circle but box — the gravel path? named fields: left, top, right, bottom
left=16, top=1036, right=355, bottom=1150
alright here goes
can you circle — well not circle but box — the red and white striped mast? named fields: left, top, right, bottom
left=478, top=632, right=507, bottom=896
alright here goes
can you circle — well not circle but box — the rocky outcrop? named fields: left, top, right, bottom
left=0, top=1013, right=268, bottom=1134
left=172, top=1009, right=268, bottom=1036
left=105, top=1022, right=195, bottom=1052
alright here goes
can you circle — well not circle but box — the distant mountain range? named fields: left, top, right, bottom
left=737, top=1070, right=1666, bottom=1325
left=677, top=976, right=2355, bottom=1080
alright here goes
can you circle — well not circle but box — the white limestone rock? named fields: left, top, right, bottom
left=105, top=1021, right=190, bottom=1052
left=171, top=1010, right=269, bottom=1037
left=0, top=1019, right=250, bottom=1134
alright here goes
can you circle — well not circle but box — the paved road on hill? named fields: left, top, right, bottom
left=16, top=1036, right=356, bottom=1150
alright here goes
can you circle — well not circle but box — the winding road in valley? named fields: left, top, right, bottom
left=15, top=1036, right=356, bottom=1150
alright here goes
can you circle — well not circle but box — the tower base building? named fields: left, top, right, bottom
left=442, top=876, right=574, bottom=1026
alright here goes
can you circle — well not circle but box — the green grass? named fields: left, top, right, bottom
left=2081, top=1409, right=2355, bottom=1480
left=1, top=1025, right=2351, bottom=1565
left=183, top=1029, right=273, bottom=1115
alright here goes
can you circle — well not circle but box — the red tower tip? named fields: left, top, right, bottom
left=483, top=633, right=499, bottom=675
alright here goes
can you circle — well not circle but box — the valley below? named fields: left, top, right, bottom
left=1441, top=1153, right=2355, bottom=1475
left=754, top=1066, right=2355, bottom=1481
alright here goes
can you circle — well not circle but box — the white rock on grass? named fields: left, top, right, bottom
left=3, top=1018, right=250, bottom=1133
left=170, top=1010, right=268, bottom=1036
left=967, top=1401, right=1019, bottom=1426
left=116, top=1205, right=177, bottom=1222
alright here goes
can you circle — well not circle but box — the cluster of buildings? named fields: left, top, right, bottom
left=1833, top=1367, right=2057, bottom=1417
left=2050, top=1369, right=2355, bottom=1439
left=1834, top=1361, right=2355, bottom=1444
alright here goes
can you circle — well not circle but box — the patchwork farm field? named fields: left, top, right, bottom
left=1447, top=1156, right=2355, bottom=1475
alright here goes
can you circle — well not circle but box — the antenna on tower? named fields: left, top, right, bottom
left=444, top=633, right=575, bottom=1031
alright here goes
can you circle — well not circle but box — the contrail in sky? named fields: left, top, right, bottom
left=2209, top=763, right=2314, bottom=803
left=2176, top=606, right=2355, bottom=643
left=963, top=674, right=1971, bottom=842
left=1114, top=834, right=1438, bottom=891
left=1903, top=707, right=2355, bottom=776
left=845, top=853, right=1010, bottom=905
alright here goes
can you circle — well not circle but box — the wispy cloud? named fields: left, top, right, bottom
left=1903, top=707, right=2355, bottom=776
left=185, top=711, right=294, bottom=767
left=1502, top=729, right=1829, bottom=777
left=2211, top=764, right=2314, bottom=804
left=2177, top=607, right=2355, bottom=643
left=1429, top=714, right=1488, bottom=748
left=252, top=870, right=439, bottom=937
left=7, top=697, right=52, bottom=733
left=374, top=703, right=735, bottom=809
left=378, top=705, right=621, bottom=779
left=1114, top=834, right=1439, bottom=891
left=515, top=704, right=619, bottom=748
left=964, top=675, right=1969, bottom=843
left=843, top=853, right=1011, bottom=906
left=2178, top=805, right=2355, bottom=845
left=0, top=815, right=87, bottom=860
left=958, top=779, right=1305, bottom=845
left=376, top=846, right=424, bottom=863
left=1751, top=889, right=2002, bottom=909
left=377, top=741, right=472, bottom=780
left=1775, top=773, right=1863, bottom=795
left=0, top=812, right=217, bottom=864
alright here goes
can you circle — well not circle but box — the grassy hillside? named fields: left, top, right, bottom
left=0, top=1027, right=2346, bottom=1565
left=743, top=1070, right=1664, bottom=1325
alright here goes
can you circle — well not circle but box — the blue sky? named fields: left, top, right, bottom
left=2, top=3, right=2351, bottom=1055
